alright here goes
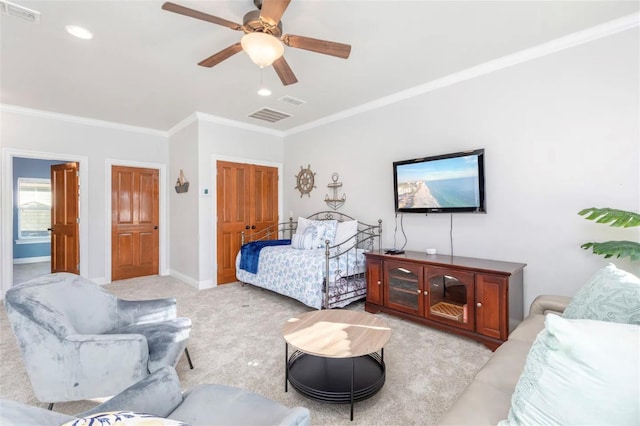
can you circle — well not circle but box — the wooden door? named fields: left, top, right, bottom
left=216, top=161, right=278, bottom=284
left=475, top=274, right=508, bottom=340
left=50, top=162, right=79, bottom=274
left=111, top=166, right=159, bottom=281
left=366, top=258, right=384, bottom=306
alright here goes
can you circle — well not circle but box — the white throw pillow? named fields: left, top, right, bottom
left=291, top=232, right=313, bottom=250
left=499, top=314, right=640, bottom=426
left=334, top=220, right=358, bottom=251
left=296, top=216, right=311, bottom=235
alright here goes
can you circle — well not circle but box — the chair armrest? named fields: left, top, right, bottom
left=0, top=399, right=77, bottom=426
left=117, top=298, right=178, bottom=325
left=529, top=295, right=572, bottom=316
left=78, top=366, right=183, bottom=419
left=66, top=333, right=149, bottom=376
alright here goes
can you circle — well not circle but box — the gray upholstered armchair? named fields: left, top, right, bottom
left=1, top=366, right=311, bottom=426
left=4, top=273, right=193, bottom=407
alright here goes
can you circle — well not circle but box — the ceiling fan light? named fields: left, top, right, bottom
left=257, top=87, right=272, bottom=96
left=241, top=32, right=284, bottom=68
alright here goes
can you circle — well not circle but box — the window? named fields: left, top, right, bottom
left=17, top=178, right=51, bottom=243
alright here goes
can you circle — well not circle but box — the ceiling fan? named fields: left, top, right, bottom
left=162, top=0, right=352, bottom=86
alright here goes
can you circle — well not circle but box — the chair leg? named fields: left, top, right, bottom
left=47, top=403, right=54, bottom=411
left=184, top=347, right=194, bottom=370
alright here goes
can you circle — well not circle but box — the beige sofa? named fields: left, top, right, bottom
left=438, top=294, right=572, bottom=425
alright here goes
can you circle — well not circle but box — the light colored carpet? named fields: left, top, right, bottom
left=12, top=261, right=51, bottom=285
left=0, top=275, right=492, bottom=425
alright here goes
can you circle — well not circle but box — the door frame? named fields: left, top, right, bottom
left=1, top=148, right=89, bottom=297
left=211, top=155, right=283, bottom=286
left=104, top=159, right=168, bottom=283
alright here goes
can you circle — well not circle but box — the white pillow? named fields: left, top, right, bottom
left=499, top=314, right=640, bottom=426
left=291, top=233, right=313, bottom=250
left=334, top=220, right=358, bottom=250
left=296, top=216, right=311, bottom=234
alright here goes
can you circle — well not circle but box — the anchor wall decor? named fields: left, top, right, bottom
left=325, top=172, right=346, bottom=210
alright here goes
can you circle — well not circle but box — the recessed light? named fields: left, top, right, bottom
left=65, top=25, right=93, bottom=40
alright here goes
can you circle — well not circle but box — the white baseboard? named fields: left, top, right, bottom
left=91, top=277, right=109, bottom=285
left=169, top=270, right=217, bottom=290
left=13, top=256, right=51, bottom=264
left=198, top=279, right=215, bottom=290
left=169, top=270, right=199, bottom=289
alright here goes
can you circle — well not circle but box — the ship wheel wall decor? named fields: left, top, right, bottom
left=295, top=165, right=316, bottom=197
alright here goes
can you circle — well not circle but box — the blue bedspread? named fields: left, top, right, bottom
left=239, top=239, right=291, bottom=274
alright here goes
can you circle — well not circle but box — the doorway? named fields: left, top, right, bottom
left=216, top=160, right=279, bottom=284
left=111, top=165, right=159, bottom=281
left=1, top=149, right=88, bottom=295
left=12, top=159, right=80, bottom=281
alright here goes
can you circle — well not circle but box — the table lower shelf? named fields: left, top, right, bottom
left=287, top=351, right=385, bottom=404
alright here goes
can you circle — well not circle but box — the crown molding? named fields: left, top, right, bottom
left=0, top=104, right=167, bottom=137
left=166, top=112, right=198, bottom=137
left=284, top=12, right=640, bottom=136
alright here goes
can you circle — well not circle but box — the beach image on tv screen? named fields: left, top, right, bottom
left=396, top=155, right=480, bottom=209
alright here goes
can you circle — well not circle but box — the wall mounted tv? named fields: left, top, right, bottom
left=393, top=149, right=486, bottom=214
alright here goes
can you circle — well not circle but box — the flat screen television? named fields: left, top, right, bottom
left=393, top=149, right=486, bottom=214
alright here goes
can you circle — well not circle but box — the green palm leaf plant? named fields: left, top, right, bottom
left=578, top=207, right=640, bottom=261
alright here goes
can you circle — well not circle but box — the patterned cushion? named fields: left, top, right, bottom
left=499, top=314, right=640, bottom=426
left=63, top=411, right=189, bottom=426
left=302, top=224, right=327, bottom=248
left=563, top=263, right=640, bottom=324
left=297, top=217, right=338, bottom=246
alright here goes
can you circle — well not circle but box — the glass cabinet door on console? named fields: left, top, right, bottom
left=383, top=260, right=422, bottom=316
left=424, top=267, right=475, bottom=331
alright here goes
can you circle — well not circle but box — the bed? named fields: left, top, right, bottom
left=235, top=211, right=382, bottom=309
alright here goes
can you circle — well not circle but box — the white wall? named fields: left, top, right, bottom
left=168, top=119, right=200, bottom=287
left=0, top=109, right=168, bottom=290
left=283, top=28, right=640, bottom=311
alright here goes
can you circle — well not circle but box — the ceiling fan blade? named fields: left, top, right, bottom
left=198, top=43, right=243, bottom=68
left=272, top=56, right=298, bottom=85
left=162, top=2, right=242, bottom=31
left=282, top=34, right=351, bottom=59
left=260, top=0, right=291, bottom=26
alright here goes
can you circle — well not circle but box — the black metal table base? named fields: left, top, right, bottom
left=285, top=345, right=386, bottom=421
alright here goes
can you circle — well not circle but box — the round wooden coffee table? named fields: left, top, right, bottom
left=283, top=309, right=391, bottom=420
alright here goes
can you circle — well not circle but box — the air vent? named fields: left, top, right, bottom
left=248, top=108, right=291, bottom=123
left=278, top=95, right=306, bottom=107
left=0, top=1, right=40, bottom=23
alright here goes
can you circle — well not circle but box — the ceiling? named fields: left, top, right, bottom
left=1, top=1, right=638, bottom=133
